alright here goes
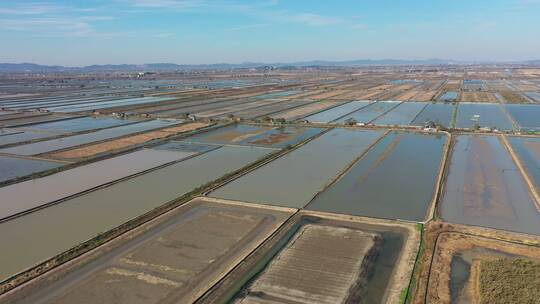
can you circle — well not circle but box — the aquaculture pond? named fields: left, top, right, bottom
left=373, top=102, right=427, bottom=126
left=0, top=120, right=178, bottom=156
left=46, top=96, right=176, bottom=113
left=0, top=155, right=63, bottom=183
left=183, top=124, right=323, bottom=149
left=307, top=132, right=447, bottom=221
left=455, top=103, right=514, bottom=130
left=440, top=135, right=540, bottom=235
left=227, top=99, right=315, bottom=120
left=0, top=149, right=194, bottom=220
left=152, top=141, right=218, bottom=153
left=209, top=128, right=385, bottom=208
left=0, top=130, right=62, bottom=147
left=438, top=91, right=458, bottom=102
left=0, top=145, right=273, bottom=281
left=19, top=116, right=134, bottom=133
left=504, top=104, right=540, bottom=131
left=304, top=100, right=373, bottom=123
left=411, top=103, right=455, bottom=128
left=336, top=101, right=400, bottom=124
left=508, top=136, right=540, bottom=192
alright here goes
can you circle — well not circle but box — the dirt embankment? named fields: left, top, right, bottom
left=49, top=122, right=209, bottom=159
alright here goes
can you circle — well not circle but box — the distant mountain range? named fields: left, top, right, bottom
left=0, top=59, right=538, bottom=73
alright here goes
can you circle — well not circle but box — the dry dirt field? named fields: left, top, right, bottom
left=458, top=92, right=498, bottom=103
left=235, top=224, right=380, bottom=304
left=0, top=198, right=293, bottom=304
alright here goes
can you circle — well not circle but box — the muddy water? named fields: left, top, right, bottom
left=0, top=120, right=178, bottom=156
left=411, top=103, right=455, bottom=128
left=440, top=135, right=540, bottom=235
left=308, top=132, right=447, bottom=222
left=336, top=101, right=400, bottom=124
left=304, top=101, right=373, bottom=123
left=0, top=155, right=63, bottom=183
left=210, top=129, right=385, bottom=208
left=504, top=104, right=540, bottom=131
left=184, top=124, right=323, bottom=148
left=509, top=136, right=540, bottom=192
left=438, top=91, right=458, bottom=101
left=0, top=149, right=194, bottom=220
left=0, top=146, right=272, bottom=281
left=455, top=103, right=514, bottom=130
left=448, top=248, right=515, bottom=304
left=373, top=102, right=427, bottom=126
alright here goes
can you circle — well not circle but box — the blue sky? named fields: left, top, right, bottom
left=1, top=0, right=539, bottom=65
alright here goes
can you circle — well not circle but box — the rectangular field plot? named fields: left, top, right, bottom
left=411, top=103, right=455, bottom=128
left=0, top=155, right=63, bottom=183
left=199, top=212, right=418, bottom=304
left=270, top=100, right=344, bottom=121
left=504, top=104, right=540, bottom=131
left=525, top=92, right=540, bottom=102
left=0, top=149, right=194, bottom=220
left=373, top=102, right=427, bottom=126
left=209, top=128, right=384, bottom=208
left=0, top=120, right=178, bottom=156
left=440, top=135, right=540, bottom=235
left=183, top=124, right=324, bottom=148
left=308, top=132, right=447, bottom=221
left=223, top=99, right=316, bottom=120
left=0, top=130, right=65, bottom=147
left=427, top=233, right=540, bottom=304
left=304, top=100, right=373, bottom=123
left=455, top=103, right=514, bottom=130
left=438, top=91, right=458, bottom=102
left=0, top=145, right=273, bottom=281
left=509, top=136, right=540, bottom=193
left=19, top=116, right=134, bottom=133
left=46, top=96, right=176, bottom=113
left=152, top=141, right=218, bottom=153
left=336, top=101, right=400, bottom=124
left=0, top=199, right=292, bottom=304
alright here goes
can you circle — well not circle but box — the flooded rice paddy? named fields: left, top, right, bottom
left=0, top=149, right=193, bottom=220
left=0, top=120, right=178, bottom=156
left=504, top=104, right=540, bottom=131
left=308, top=132, right=447, bottom=221
left=0, top=130, right=59, bottom=147
left=304, top=100, right=373, bottom=123
left=440, top=135, right=540, bottom=235
left=46, top=97, right=176, bottom=113
left=209, top=128, right=385, bottom=208
left=508, top=136, right=540, bottom=192
left=411, top=103, right=455, bottom=128
left=0, top=156, right=63, bottom=183
left=0, top=146, right=272, bottom=281
left=18, top=116, right=134, bottom=133
left=152, top=141, right=218, bottom=153
left=336, top=101, right=400, bottom=124
left=373, top=102, right=427, bottom=126
left=2, top=199, right=292, bottom=304
left=455, top=103, right=514, bottom=130
left=183, top=124, right=324, bottom=148
left=438, top=91, right=458, bottom=101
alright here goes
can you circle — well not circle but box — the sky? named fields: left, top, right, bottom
left=1, top=0, right=539, bottom=66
